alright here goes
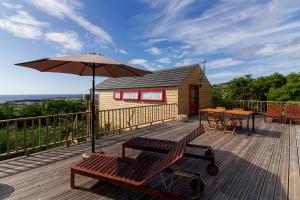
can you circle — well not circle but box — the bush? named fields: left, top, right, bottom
left=0, top=100, right=86, bottom=120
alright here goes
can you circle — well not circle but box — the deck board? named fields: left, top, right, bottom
left=0, top=117, right=299, bottom=200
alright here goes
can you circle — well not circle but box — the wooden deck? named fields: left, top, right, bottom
left=0, top=117, right=299, bottom=200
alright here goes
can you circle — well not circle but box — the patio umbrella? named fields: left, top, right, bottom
left=15, top=53, right=151, bottom=153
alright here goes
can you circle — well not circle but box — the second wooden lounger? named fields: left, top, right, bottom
left=122, top=125, right=219, bottom=176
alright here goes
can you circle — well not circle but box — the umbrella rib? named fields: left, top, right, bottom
left=103, top=65, right=116, bottom=78
left=41, top=61, right=72, bottom=72
left=79, top=64, right=88, bottom=76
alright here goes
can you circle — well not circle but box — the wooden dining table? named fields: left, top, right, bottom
left=199, top=108, right=256, bottom=135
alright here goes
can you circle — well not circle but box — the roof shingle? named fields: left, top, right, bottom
left=95, top=64, right=200, bottom=90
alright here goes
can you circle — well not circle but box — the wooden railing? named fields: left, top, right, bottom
left=212, top=100, right=300, bottom=114
left=0, top=104, right=177, bottom=159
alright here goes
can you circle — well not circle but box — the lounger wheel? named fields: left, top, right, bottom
left=190, top=178, right=205, bottom=195
left=206, top=164, right=219, bottom=176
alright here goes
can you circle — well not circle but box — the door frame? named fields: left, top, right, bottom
left=189, top=84, right=200, bottom=116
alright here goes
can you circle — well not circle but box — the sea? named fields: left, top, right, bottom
left=0, top=94, right=84, bottom=103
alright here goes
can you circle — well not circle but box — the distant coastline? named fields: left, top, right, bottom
left=0, top=94, right=84, bottom=104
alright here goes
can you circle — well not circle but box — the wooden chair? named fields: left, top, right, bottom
left=285, top=104, right=300, bottom=124
left=71, top=139, right=205, bottom=199
left=122, top=125, right=219, bottom=176
left=207, top=112, right=224, bottom=131
left=264, top=104, right=282, bottom=123
left=223, top=108, right=244, bottom=134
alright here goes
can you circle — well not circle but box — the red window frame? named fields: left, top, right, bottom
left=122, top=89, right=140, bottom=100
left=140, top=89, right=165, bottom=102
left=113, top=90, right=122, bottom=100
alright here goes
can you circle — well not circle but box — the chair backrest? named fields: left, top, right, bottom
left=267, top=104, right=281, bottom=117
left=142, top=139, right=186, bottom=182
left=184, top=125, right=205, bottom=143
left=233, top=108, right=244, bottom=111
left=285, top=104, right=300, bottom=119
left=217, top=107, right=226, bottom=110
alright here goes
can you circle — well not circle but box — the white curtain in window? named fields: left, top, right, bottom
left=123, top=91, right=139, bottom=99
left=114, top=92, right=121, bottom=99
left=141, top=91, right=163, bottom=100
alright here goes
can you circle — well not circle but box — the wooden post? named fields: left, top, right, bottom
left=38, top=118, right=41, bottom=148
left=75, top=114, right=78, bottom=142
left=59, top=116, right=62, bottom=144
left=15, top=121, right=18, bottom=153
left=6, top=122, right=10, bottom=155
left=45, top=117, right=49, bottom=148
left=65, top=116, right=69, bottom=147
left=23, top=120, right=28, bottom=156
left=31, top=119, right=35, bottom=149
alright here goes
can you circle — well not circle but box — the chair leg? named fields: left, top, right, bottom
left=122, top=145, right=126, bottom=158
left=71, top=170, right=75, bottom=188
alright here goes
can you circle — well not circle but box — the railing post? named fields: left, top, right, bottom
left=45, top=117, right=49, bottom=148
left=23, top=120, right=28, bottom=156
left=15, top=121, right=18, bottom=153
left=38, top=118, right=41, bottom=148
left=65, top=116, right=69, bottom=147
left=6, top=122, right=10, bottom=155
left=58, top=116, right=62, bottom=144
left=31, top=119, right=35, bottom=150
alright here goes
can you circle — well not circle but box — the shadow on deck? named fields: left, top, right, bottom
left=0, top=116, right=299, bottom=200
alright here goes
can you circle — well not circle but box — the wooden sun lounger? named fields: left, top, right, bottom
left=71, top=139, right=204, bottom=200
left=122, top=125, right=219, bottom=176
left=264, top=103, right=282, bottom=122
left=285, top=104, right=300, bottom=124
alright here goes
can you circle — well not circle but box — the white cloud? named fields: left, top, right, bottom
left=118, top=49, right=127, bottom=54
left=28, top=0, right=115, bottom=48
left=45, top=31, right=83, bottom=51
left=208, top=58, right=243, bottom=69
left=0, top=1, right=23, bottom=9
left=139, top=0, right=300, bottom=59
left=145, top=47, right=162, bottom=55
left=0, top=11, right=46, bottom=39
left=128, top=58, right=164, bottom=71
left=157, top=57, right=171, bottom=64
left=175, top=58, right=195, bottom=66
left=207, top=71, right=243, bottom=80
left=128, top=58, right=148, bottom=66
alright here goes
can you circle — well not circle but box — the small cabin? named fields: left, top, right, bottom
left=95, top=64, right=212, bottom=116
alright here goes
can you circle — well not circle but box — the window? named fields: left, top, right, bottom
left=113, top=90, right=122, bottom=100
left=122, top=90, right=140, bottom=100
left=140, top=89, right=165, bottom=102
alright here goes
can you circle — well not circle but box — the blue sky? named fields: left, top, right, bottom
left=0, top=0, right=300, bottom=94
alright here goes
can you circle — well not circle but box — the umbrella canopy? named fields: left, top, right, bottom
left=15, top=53, right=150, bottom=77
left=16, top=53, right=151, bottom=153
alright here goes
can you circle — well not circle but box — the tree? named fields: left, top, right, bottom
left=226, top=75, right=253, bottom=100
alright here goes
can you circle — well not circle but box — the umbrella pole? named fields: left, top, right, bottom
left=92, top=64, right=95, bottom=153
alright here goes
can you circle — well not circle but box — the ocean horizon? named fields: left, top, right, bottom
left=0, top=94, right=84, bottom=103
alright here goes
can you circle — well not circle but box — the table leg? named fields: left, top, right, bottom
left=247, top=116, right=250, bottom=135
left=252, top=114, right=255, bottom=132
left=199, top=111, right=202, bottom=125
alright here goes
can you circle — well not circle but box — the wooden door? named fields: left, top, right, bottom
left=189, top=85, right=199, bottom=115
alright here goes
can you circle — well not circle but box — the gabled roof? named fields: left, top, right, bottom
left=95, top=64, right=202, bottom=90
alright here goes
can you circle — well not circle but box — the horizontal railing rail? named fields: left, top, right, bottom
left=0, top=103, right=177, bottom=159
left=212, top=100, right=300, bottom=114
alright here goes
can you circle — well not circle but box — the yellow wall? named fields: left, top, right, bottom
left=177, top=67, right=212, bottom=115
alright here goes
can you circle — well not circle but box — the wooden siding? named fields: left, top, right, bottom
left=177, top=67, right=212, bottom=115
left=0, top=117, right=299, bottom=200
